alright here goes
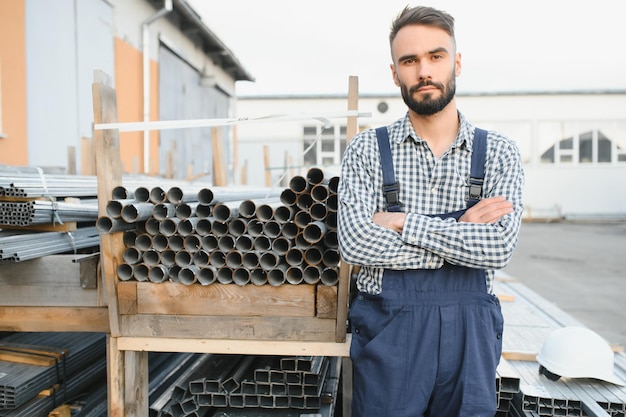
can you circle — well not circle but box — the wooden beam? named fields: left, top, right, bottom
left=0, top=306, right=108, bottom=332
left=124, top=350, right=148, bottom=417
left=335, top=76, right=359, bottom=343
left=212, top=127, right=227, bottom=185
left=92, top=70, right=123, bottom=336
left=107, top=335, right=125, bottom=417
left=263, top=145, right=271, bottom=187
left=116, top=334, right=352, bottom=357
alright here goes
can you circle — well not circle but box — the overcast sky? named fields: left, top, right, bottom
left=187, top=0, right=626, bottom=96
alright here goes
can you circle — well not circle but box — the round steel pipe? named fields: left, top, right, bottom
left=152, top=203, right=175, bottom=221
left=174, top=250, right=192, bottom=267
left=321, top=267, right=339, bottom=286
left=179, top=265, right=199, bottom=285
left=117, top=263, right=134, bottom=281
left=268, top=265, right=287, bottom=287
left=192, top=249, right=210, bottom=267
left=201, top=235, right=218, bottom=251
left=134, top=263, right=149, bottom=281
left=160, top=249, right=176, bottom=267
left=303, top=221, right=327, bottom=244
left=134, top=233, right=153, bottom=251
left=250, top=268, right=267, bottom=286
left=217, top=266, right=233, bottom=284
left=168, top=235, right=184, bottom=251
left=178, top=218, right=201, bottom=237
left=198, top=266, right=217, bottom=285
left=286, top=266, right=304, bottom=285
left=123, top=247, right=142, bottom=265
left=235, top=235, right=253, bottom=252
left=184, top=235, right=201, bottom=253
left=152, top=234, right=169, bottom=251
left=233, top=267, right=251, bottom=286
left=303, top=265, right=322, bottom=284
left=149, top=265, right=169, bottom=283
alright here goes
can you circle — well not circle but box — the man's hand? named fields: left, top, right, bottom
left=372, top=211, right=407, bottom=233
left=459, top=196, right=513, bottom=224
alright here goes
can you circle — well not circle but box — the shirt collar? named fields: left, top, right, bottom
left=397, top=111, right=475, bottom=151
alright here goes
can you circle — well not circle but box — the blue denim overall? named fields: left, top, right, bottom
left=349, top=127, right=504, bottom=417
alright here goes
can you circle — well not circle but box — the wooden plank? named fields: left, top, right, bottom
left=263, top=145, right=271, bottom=187
left=92, top=70, right=123, bottom=336
left=67, top=146, right=76, bottom=175
left=120, top=314, right=338, bottom=341
left=0, top=255, right=99, bottom=307
left=132, top=282, right=316, bottom=317
left=212, top=127, right=227, bottom=186
left=0, top=306, right=108, bottom=332
left=81, top=137, right=95, bottom=176
left=316, top=284, right=338, bottom=318
left=0, top=350, right=56, bottom=366
left=117, top=334, right=352, bottom=356
left=117, top=282, right=137, bottom=315
left=107, top=335, right=125, bottom=417
left=0, top=285, right=98, bottom=307
left=335, top=75, right=360, bottom=343
left=124, top=350, right=148, bottom=417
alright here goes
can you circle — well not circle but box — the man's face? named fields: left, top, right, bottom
left=390, top=24, right=461, bottom=115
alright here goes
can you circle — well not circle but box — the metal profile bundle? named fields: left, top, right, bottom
left=105, top=167, right=341, bottom=288
left=496, top=358, right=521, bottom=415
left=160, top=354, right=336, bottom=414
left=0, top=227, right=100, bottom=262
left=0, top=332, right=106, bottom=412
left=0, top=200, right=99, bottom=227
left=0, top=356, right=107, bottom=417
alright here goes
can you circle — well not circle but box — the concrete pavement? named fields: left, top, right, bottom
left=502, top=220, right=626, bottom=349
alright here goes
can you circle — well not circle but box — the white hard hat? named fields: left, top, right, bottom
left=537, top=326, right=625, bottom=385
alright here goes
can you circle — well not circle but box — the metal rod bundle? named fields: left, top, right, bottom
left=109, top=167, right=342, bottom=287
left=0, top=227, right=101, bottom=262
left=0, top=200, right=99, bottom=227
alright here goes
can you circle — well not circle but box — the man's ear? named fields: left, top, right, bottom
left=390, top=64, right=400, bottom=86
left=455, top=52, right=462, bottom=77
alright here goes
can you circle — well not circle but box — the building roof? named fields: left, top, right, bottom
left=148, top=0, right=255, bottom=82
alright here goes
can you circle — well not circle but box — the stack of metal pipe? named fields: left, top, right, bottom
left=103, top=167, right=341, bottom=287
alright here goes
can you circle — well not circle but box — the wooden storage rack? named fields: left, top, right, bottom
left=92, top=71, right=354, bottom=416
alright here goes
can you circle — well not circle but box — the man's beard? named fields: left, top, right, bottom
left=400, top=73, right=456, bottom=116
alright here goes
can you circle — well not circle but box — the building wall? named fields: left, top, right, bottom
left=0, top=0, right=239, bottom=177
left=236, top=93, right=626, bottom=219
left=0, top=0, right=28, bottom=166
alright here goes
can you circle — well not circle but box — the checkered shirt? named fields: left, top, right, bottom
left=337, top=111, right=525, bottom=295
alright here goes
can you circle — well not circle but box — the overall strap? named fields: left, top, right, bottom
left=467, top=127, right=488, bottom=207
left=375, top=127, right=401, bottom=212
left=375, top=126, right=488, bottom=213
